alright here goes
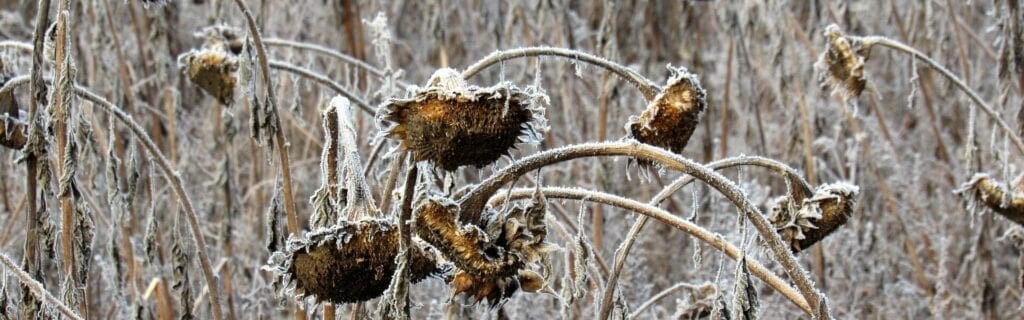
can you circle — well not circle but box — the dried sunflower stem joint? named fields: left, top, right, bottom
left=461, top=47, right=662, bottom=100
left=268, top=60, right=374, bottom=114
left=850, top=32, right=1024, bottom=156
left=459, top=141, right=829, bottom=317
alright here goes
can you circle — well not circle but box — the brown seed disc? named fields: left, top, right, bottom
left=380, top=69, right=546, bottom=171
left=182, top=48, right=238, bottom=106
left=267, top=219, right=445, bottom=304
left=628, top=67, right=707, bottom=156
left=819, top=24, right=868, bottom=99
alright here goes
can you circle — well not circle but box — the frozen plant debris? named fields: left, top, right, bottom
left=816, top=24, right=871, bottom=99
left=955, top=174, right=1024, bottom=225
left=378, top=68, right=548, bottom=171
left=769, top=182, right=859, bottom=252
left=264, top=220, right=447, bottom=304
left=177, top=25, right=245, bottom=106
left=626, top=66, right=707, bottom=158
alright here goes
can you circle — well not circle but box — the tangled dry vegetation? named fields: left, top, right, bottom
left=0, top=1, right=1023, bottom=319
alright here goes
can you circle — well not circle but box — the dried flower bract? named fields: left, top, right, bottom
left=627, top=66, right=707, bottom=157
left=379, top=68, right=547, bottom=171
left=264, top=219, right=446, bottom=304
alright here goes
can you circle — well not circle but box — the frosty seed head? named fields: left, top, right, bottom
left=770, top=182, right=859, bottom=252
left=626, top=66, right=707, bottom=158
left=378, top=68, right=548, bottom=171
left=816, top=24, right=869, bottom=99
left=178, top=25, right=245, bottom=106
left=179, top=48, right=239, bottom=106
left=956, top=174, right=1024, bottom=225
left=264, top=220, right=446, bottom=304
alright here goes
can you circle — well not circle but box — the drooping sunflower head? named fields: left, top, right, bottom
left=177, top=25, right=245, bottom=106
left=378, top=68, right=548, bottom=171
left=627, top=66, right=708, bottom=156
left=815, top=24, right=870, bottom=99
left=264, top=219, right=446, bottom=304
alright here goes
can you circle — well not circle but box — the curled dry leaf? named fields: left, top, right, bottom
left=378, top=68, right=548, bottom=171
left=264, top=219, right=447, bottom=304
left=769, top=182, right=860, bottom=252
left=626, top=66, right=707, bottom=158
left=816, top=24, right=871, bottom=99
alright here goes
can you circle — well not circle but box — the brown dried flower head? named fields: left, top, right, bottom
left=264, top=219, right=446, bottom=304
left=770, top=182, right=859, bottom=252
left=956, top=174, right=1024, bottom=225
left=177, top=25, right=244, bottom=106
left=379, top=68, right=548, bottom=171
left=816, top=24, right=870, bottom=99
left=626, top=66, right=707, bottom=156
left=415, top=195, right=553, bottom=305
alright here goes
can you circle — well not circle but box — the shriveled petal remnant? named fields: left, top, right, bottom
left=770, top=182, right=859, bottom=252
left=816, top=24, right=869, bottom=99
left=627, top=66, right=707, bottom=157
left=379, top=68, right=547, bottom=171
left=956, top=174, right=1024, bottom=226
left=178, top=25, right=244, bottom=106
left=264, top=219, right=446, bottom=304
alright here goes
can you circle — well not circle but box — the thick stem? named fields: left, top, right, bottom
left=229, top=0, right=299, bottom=242
left=489, top=187, right=813, bottom=315
left=461, top=47, right=661, bottom=100
left=459, top=141, right=827, bottom=316
left=52, top=0, right=79, bottom=298
left=22, top=0, right=49, bottom=315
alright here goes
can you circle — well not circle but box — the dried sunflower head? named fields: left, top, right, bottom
left=378, top=68, right=548, bottom=171
left=177, top=25, right=244, bottom=106
left=956, top=174, right=1024, bottom=225
left=770, top=182, right=859, bottom=252
left=626, top=66, right=707, bottom=157
left=264, top=219, right=447, bottom=304
left=816, top=24, right=871, bottom=99
left=178, top=48, right=238, bottom=106
left=415, top=194, right=554, bottom=305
